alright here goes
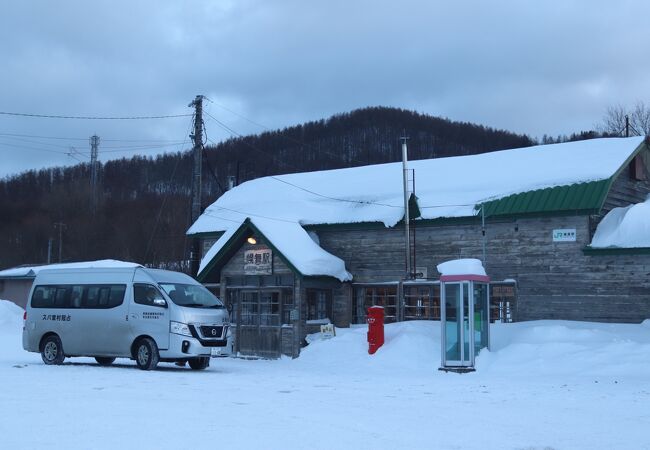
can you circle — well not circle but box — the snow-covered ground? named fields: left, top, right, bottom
left=1, top=299, right=649, bottom=450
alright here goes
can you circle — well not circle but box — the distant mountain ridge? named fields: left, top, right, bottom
left=0, top=106, right=535, bottom=270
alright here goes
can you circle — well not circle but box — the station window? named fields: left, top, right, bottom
left=352, top=285, right=398, bottom=324
left=306, top=289, right=331, bottom=321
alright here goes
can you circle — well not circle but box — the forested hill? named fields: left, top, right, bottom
left=0, top=106, right=534, bottom=270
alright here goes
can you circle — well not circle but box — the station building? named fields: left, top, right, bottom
left=192, top=137, right=647, bottom=358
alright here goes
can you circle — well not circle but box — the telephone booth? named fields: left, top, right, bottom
left=438, top=259, right=490, bottom=372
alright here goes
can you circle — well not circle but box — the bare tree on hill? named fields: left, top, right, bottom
left=601, top=102, right=650, bottom=136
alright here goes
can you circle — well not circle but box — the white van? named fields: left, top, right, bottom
left=22, top=266, right=230, bottom=370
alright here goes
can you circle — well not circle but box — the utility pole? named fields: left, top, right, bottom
left=625, top=115, right=630, bottom=137
left=53, top=222, right=66, bottom=263
left=401, top=135, right=411, bottom=279
left=189, top=95, right=205, bottom=275
left=90, top=135, right=100, bottom=213
left=47, top=238, right=53, bottom=264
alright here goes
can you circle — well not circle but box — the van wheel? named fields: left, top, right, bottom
left=135, top=338, right=159, bottom=370
left=41, top=335, right=65, bottom=365
left=95, top=357, right=116, bottom=366
left=188, top=357, right=210, bottom=370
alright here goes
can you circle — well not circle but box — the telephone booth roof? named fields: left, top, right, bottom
left=437, top=258, right=489, bottom=283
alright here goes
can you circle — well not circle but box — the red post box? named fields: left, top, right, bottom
left=367, top=306, right=385, bottom=354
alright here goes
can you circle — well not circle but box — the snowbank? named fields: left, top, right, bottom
left=0, top=299, right=24, bottom=327
left=591, top=195, right=650, bottom=248
left=2, top=316, right=650, bottom=449
left=299, top=319, right=650, bottom=378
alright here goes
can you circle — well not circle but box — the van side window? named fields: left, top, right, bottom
left=31, top=286, right=57, bottom=308
left=31, top=284, right=126, bottom=309
left=108, top=285, right=126, bottom=308
left=54, top=287, right=71, bottom=308
left=133, top=284, right=166, bottom=307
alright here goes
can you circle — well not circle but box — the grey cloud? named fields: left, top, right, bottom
left=1, top=0, right=649, bottom=177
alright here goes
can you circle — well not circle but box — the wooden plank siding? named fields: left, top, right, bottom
left=219, top=241, right=301, bottom=358
left=315, top=214, right=650, bottom=323
left=591, top=147, right=650, bottom=238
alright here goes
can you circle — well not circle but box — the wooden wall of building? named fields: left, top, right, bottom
left=315, top=214, right=650, bottom=323
left=0, top=278, right=33, bottom=309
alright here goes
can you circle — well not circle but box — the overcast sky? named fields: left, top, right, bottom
left=1, top=0, right=648, bottom=178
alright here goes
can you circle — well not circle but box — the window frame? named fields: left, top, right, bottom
left=306, top=288, right=332, bottom=322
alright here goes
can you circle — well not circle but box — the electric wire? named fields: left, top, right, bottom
left=0, top=132, right=186, bottom=143
left=203, top=111, right=405, bottom=209
left=0, top=111, right=192, bottom=120
left=143, top=117, right=194, bottom=263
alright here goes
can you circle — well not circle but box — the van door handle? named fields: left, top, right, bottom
left=130, top=313, right=138, bottom=320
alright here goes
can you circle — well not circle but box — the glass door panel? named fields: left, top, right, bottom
left=444, top=283, right=461, bottom=363
left=463, top=282, right=471, bottom=362
left=473, top=283, right=489, bottom=354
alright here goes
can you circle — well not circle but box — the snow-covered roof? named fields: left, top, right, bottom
left=590, top=195, right=650, bottom=248
left=0, top=259, right=141, bottom=278
left=199, top=218, right=352, bottom=281
left=437, top=258, right=487, bottom=277
left=188, top=137, right=645, bottom=234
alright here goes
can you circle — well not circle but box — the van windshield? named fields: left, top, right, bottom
left=159, top=283, right=224, bottom=308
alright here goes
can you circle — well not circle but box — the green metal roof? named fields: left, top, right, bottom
left=480, top=179, right=610, bottom=217
left=479, top=139, right=648, bottom=218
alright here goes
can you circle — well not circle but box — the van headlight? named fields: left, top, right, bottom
left=170, top=321, right=192, bottom=337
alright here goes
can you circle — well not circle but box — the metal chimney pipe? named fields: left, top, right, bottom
left=401, top=137, right=411, bottom=279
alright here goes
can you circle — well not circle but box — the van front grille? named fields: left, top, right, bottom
left=200, top=325, right=224, bottom=338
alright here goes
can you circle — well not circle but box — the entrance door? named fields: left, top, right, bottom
left=473, top=283, right=490, bottom=354
left=441, top=282, right=473, bottom=367
left=236, top=289, right=282, bottom=358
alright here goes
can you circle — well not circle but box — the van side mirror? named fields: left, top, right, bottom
left=153, top=298, right=167, bottom=308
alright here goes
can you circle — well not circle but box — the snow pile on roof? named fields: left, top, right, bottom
left=188, top=137, right=644, bottom=234
left=590, top=196, right=650, bottom=248
left=0, top=259, right=141, bottom=278
left=0, top=300, right=23, bottom=327
left=437, top=258, right=487, bottom=277
left=199, top=218, right=352, bottom=281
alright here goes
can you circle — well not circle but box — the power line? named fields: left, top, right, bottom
left=268, top=176, right=403, bottom=208
left=144, top=117, right=194, bottom=263
left=209, top=100, right=271, bottom=131
left=0, top=141, right=72, bottom=155
left=208, top=102, right=368, bottom=163
left=0, top=132, right=187, bottom=143
left=203, top=111, right=406, bottom=209
left=0, top=111, right=192, bottom=120
left=205, top=205, right=300, bottom=224
left=203, top=110, right=368, bottom=168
